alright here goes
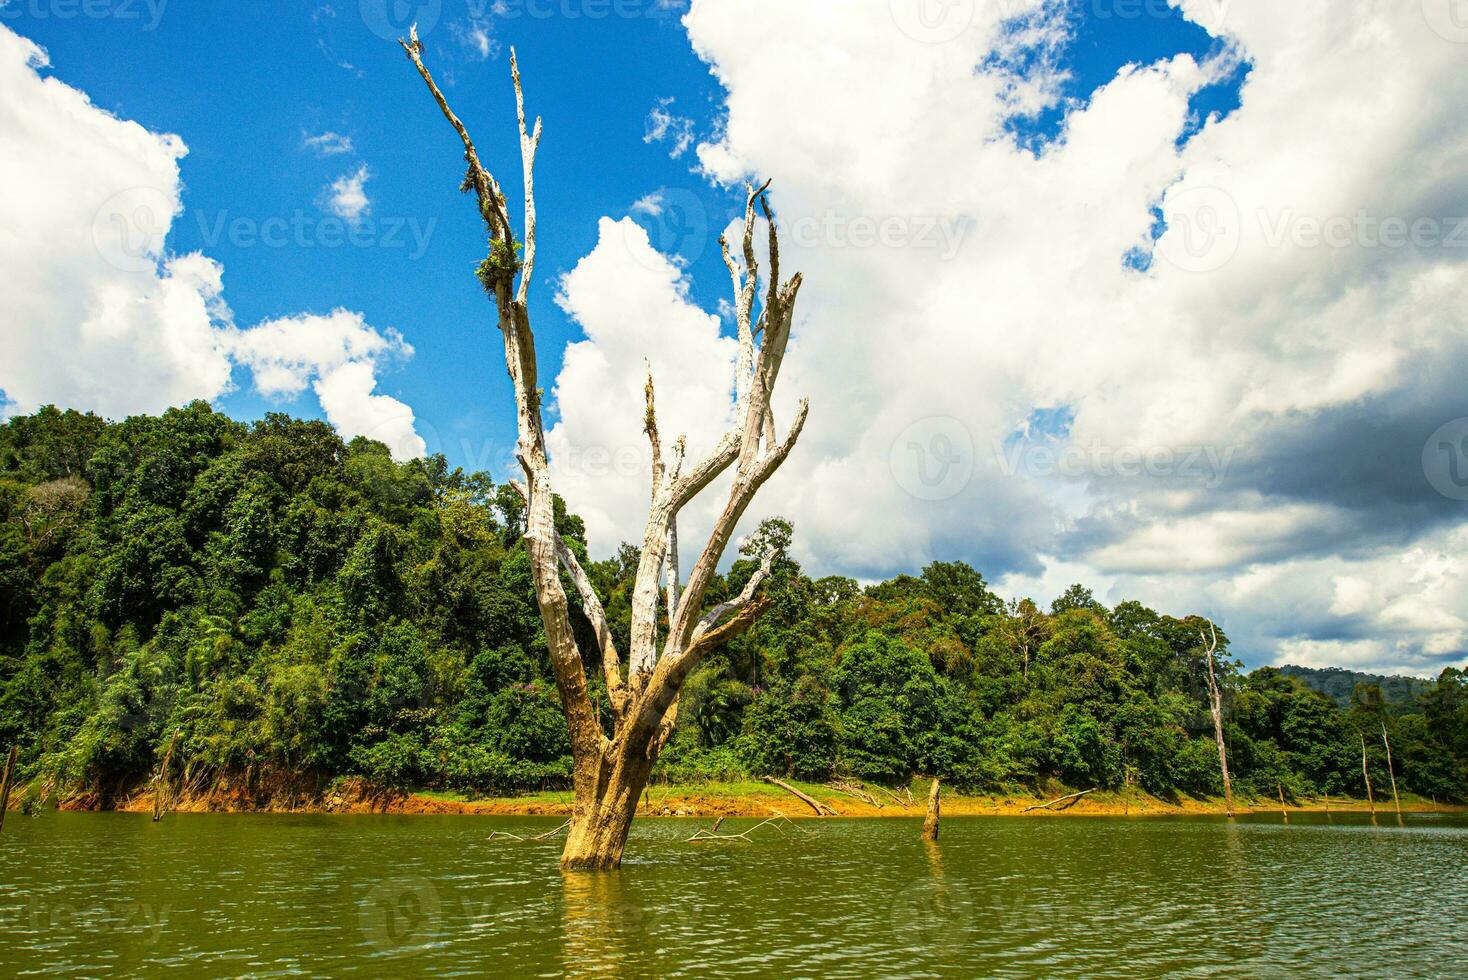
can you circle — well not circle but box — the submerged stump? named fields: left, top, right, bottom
left=921, top=778, right=941, bottom=841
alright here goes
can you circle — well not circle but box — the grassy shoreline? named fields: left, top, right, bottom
left=46, top=777, right=1460, bottom=818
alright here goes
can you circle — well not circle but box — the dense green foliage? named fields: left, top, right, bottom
left=2, top=405, right=1465, bottom=803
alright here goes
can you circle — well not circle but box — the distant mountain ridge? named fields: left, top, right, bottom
left=1276, top=664, right=1435, bottom=710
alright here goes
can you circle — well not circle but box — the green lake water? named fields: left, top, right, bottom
left=0, top=811, right=1464, bottom=977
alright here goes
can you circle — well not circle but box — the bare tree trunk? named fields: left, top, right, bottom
left=152, top=730, right=180, bottom=823
left=1277, top=782, right=1288, bottom=823
left=1201, top=623, right=1234, bottom=817
left=1360, top=732, right=1375, bottom=814
left=921, top=778, right=941, bottom=841
left=399, top=32, right=809, bottom=870
left=0, top=744, right=17, bottom=832
left=1380, top=723, right=1402, bottom=815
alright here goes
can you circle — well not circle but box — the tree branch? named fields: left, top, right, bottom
left=511, top=481, right=626, bottom=716
left=403, top=37, right=607, bottom=779
left=400, top=26, right=512, bottom=244
left=510, top=47, right=542, bottom=307
left=690, top=548, right=778, bottom=648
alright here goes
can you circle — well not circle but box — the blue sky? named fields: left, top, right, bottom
left=6, top=0, right=732, bottom=471
left=5, top=0, right=1241, bottom=473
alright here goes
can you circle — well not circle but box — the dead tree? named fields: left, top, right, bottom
left=1381, top=723, right=1402, bottom=815
left=762, top=776, right=835, bottom=816
left=1004, top=599, right=1046, bottom=680
left=152, top=729, right=180, bottom=822
left=921, top=778, right=941, bottom=841
left=1022, top=788, right=1097, bottom=813
left=1200, top=622, right=1234, bottom=817
left=0, top=744, right=16, bottom=833
left=1360, top=732, right=1376, bottom=814
left=399, top=32, right=808, bottom=870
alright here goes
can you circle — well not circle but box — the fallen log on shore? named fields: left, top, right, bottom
left=1023, top=788, right=1096, bottom=813
left=762, top=776, right=835, bottom=816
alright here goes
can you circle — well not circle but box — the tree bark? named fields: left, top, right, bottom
left=762, top=775, right=833, bottom=816
left=1360, top=732, right=1376, bottom=814
left=1022, top=788, right=1096, bottom=813
left=1380, top=723, right=1402, bottom=815
left=400, top=34, right=809, bottom=870
left=921, top=778, right=941, bottom=841
left=0, top=744, right=16, bottom=833
left=152, top=729, right=180, bottom=823
left=1201, top=623, right=1234, bottom=817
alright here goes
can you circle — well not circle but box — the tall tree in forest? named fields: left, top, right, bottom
left=1201, top=622, right=1234, bottom=816
left=399, top=31, right=809, bottom=869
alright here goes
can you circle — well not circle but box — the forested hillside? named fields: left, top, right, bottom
left=1276, top=665, right=1435, bottom=711
left=2, top=405, right=1465, bottom=805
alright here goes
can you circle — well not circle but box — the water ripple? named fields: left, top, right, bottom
left=0, top=812, right=1464, bottom=976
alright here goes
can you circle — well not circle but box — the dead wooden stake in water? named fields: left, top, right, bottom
left=152, top=729, right=180, bottom=823
left=921, top=778, right=941, bottom=841
left=1381, top=723, right=1402, bottom=815
left=1277, top=782, right=1288, bottom=823
left=0, top=744, right=17, bottom=833
left=1360, top=732, right=1376, bottom=815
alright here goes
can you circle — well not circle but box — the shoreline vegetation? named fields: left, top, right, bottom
left=26, top=777, right=1461, bottom=819
left=3, top=405, right=1466, bottom=841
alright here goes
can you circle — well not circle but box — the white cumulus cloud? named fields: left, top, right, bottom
left=324, top=163, right=371, bottom=223
left=0, top=25, right=423, bottom=460
left=540, top=0, right=1468, bottom=675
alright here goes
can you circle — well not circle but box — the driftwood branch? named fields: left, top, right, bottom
left=762, top=776, right=835, bottom=816
left=827, top=781, right=883, bottom=808
left=1023, top=788, right=1096, bottom=813
left=488, top=819, right=571, bottom=844
left=872, top=784, right=912, bottom=809
left=687, top=814, right=797, bottom=843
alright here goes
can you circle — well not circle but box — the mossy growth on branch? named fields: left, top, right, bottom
left=475, top=238, right=522, bottom=294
